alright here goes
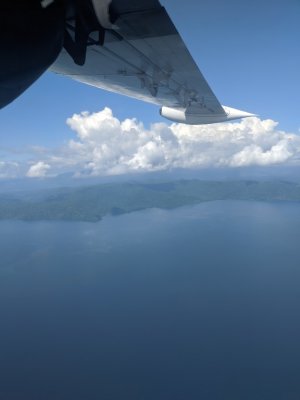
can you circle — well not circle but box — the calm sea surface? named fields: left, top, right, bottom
left=0, top=201, right=300, bottom=400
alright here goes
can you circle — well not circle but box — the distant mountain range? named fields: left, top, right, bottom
left=1, top=180, right=300, bottom=222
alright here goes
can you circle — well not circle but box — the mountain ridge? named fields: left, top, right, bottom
left=0, top=180, right=300, bottom=222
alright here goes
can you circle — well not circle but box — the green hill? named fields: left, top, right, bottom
left=0, top=180, right=300, bottom=222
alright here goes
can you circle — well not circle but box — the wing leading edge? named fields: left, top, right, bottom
left=51, top=0, right=255, bottom=124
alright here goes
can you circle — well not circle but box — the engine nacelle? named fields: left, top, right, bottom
left=0, top=0, right=65, bottom=110
left=160, top=106, right=256, bottom=125
left=0, top=0, right=116, bottom=110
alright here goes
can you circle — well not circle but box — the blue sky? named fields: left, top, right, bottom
left=0, top=0, right=299, bottom=178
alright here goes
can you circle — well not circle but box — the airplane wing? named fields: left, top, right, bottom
left=51, top=0, right=254, bottom=124
left=0, top=0, right=254, bottom=123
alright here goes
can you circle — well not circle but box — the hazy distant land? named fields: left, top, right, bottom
left=0, top=180, right=300, bottom=222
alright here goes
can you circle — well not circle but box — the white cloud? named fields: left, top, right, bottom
left=230, top=141, right=292, bottom=167
left=26, top=161, right=51, bottom=178
left=60, top=108, right=300, bottom=176
left=0, top=161, right=20, bottom=179
left=4, top=107, right=300, bottom=179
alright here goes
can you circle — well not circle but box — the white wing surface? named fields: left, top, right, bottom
left=51, top=0, right=254, bottom=124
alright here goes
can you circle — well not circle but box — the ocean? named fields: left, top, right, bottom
left=0, top=201, right=300, bottom=399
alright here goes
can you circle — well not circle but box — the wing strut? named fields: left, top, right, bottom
left=63, top=0, right=105, bottom=66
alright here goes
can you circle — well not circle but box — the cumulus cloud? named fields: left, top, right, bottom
left=4, top=107, right=300, bottom=179
left=58, top=107, right=300, bottom=176
left=26, top=161, right=51, bottom=178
